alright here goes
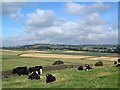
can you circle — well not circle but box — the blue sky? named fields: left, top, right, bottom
left=1, top=2, right=118, bottom=46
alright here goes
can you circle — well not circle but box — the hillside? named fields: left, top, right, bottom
left=2, top=44, right=119, bottom=53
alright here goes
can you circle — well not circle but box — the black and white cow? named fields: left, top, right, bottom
left=28, top=67, right=36, bottom=73
left=12, top=67, right=28, bottom=76
left=35, top=66, right=42, bottom=75
left=46, top=74, right=56, bottom=83
left=28, top=71, right=40, bottom=80
left=85, top=64, right=92, bottom=71
left=78, top=66, right=83, bottom=70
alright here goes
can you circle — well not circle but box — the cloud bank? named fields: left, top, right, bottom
left=2, top=2, right=118, bottom=46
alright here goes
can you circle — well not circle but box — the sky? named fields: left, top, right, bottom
left=1, top=2, right=118, bottom=46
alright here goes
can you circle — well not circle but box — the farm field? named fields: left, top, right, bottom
left=2, top=66, right=118, bottom=88
left=2, top=49, right=117, bottom=70
left=1, top=49, right=119, bottom=88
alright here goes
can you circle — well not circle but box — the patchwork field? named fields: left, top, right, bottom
left=1, top=49, right=119, bottom=88
left=2, top=49, right=117, bottom=70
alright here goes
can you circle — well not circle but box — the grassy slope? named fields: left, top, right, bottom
left=2, top=66, right=118, bottom=88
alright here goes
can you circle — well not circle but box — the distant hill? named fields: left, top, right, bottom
left=1, top=44, right=119, bottom=53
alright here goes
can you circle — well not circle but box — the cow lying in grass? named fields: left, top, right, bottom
left=46, top=74, right=56, bottom=83
left=78, top=66, right=83, bottom=70
left=12, top=67, right=28, bottom=76
left=28, top=71, right=40, bottom=80
left=85, top=64, right=92, bottom=71
left=29, top=66, right=42, bottom=75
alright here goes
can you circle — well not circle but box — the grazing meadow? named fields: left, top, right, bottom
left=2, top=49, right=119, bottom=88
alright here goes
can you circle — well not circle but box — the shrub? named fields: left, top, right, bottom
left=114, top=61, right=117, bottom=65
left=95, top=61, right=103, bottom=66
left=53, top=60, right=64, bottom=65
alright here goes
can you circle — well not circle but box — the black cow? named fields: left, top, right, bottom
left=46, top=74, right=56, bottom=83
left=85, top=64, right=92, bottom=71
left=28, top=67, right=36, bottom=73
left=12, top=67, right=28, bottom=76
left=78, top=66, right=83, bottom=70
left=35, top=66, right=42, bottom=75
left=28, top=71, right=40, bottom=80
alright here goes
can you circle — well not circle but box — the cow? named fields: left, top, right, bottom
left=12, top=67, right=28, bottom=76
left=28, top=67, right=36, bottom=73
left=46, top=74, right=56, bottom=83
left=35, top=66, right=43, bottom=75
left=28, top=71, right=40, bottom=80
left=78, top=66, right=83, bottom=70
left=85, top=64, right=92, bottom=71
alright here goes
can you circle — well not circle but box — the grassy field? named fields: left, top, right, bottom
left=2, top=66, right=118, bottom=88
left=2, top=49, right=117, bottom=70
left=2, top=49, right=119, bottom=88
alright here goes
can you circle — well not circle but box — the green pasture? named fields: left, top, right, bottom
left=2, top=49, right=116, bottom=70
left=2, top=66, right=118, bottom=88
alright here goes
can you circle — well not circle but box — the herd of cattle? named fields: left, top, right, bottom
left=12, top=64, right=92, bottom=83
left=13, top=66, right=56, bottom=83
left=12, top=59, right=120, bottom=83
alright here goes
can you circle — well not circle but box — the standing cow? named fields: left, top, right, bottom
left=28, top=67, right=36, bottom=74
left=12, top=67, right=28, bottom=76
left=35, top=66, right=43, bottom=75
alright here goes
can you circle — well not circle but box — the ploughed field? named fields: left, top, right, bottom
left=2, top=49, right=119, bottom=88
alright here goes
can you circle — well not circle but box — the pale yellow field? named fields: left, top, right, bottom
left=2, top=49, right=49, bottom=55
left=89, top=57, right=118, bottom=61
left=64, top=51, right=87, bottom=53
left=20, top=53, right=93, bottom=59
left=19, top=53, right=118, bottom=61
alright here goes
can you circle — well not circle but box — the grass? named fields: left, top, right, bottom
left=2, top=49, right=119, bottom=88
left=2, top=66, right=119, bottom=88
left=48, top=50, right=112, bottom=56
left=2, top=49, right=116, bottom=70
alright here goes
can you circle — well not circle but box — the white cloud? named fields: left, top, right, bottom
left=65, top=2, right=111, bottom=15
left=23, top=8, right=117, bottom=45
left=2, top=3, right=118, bottom=46
left=26, top=9, right=56, bottom=28
left=1, top=2, right=25, bottom=24
left=2, top=3, right=20, bottom=15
